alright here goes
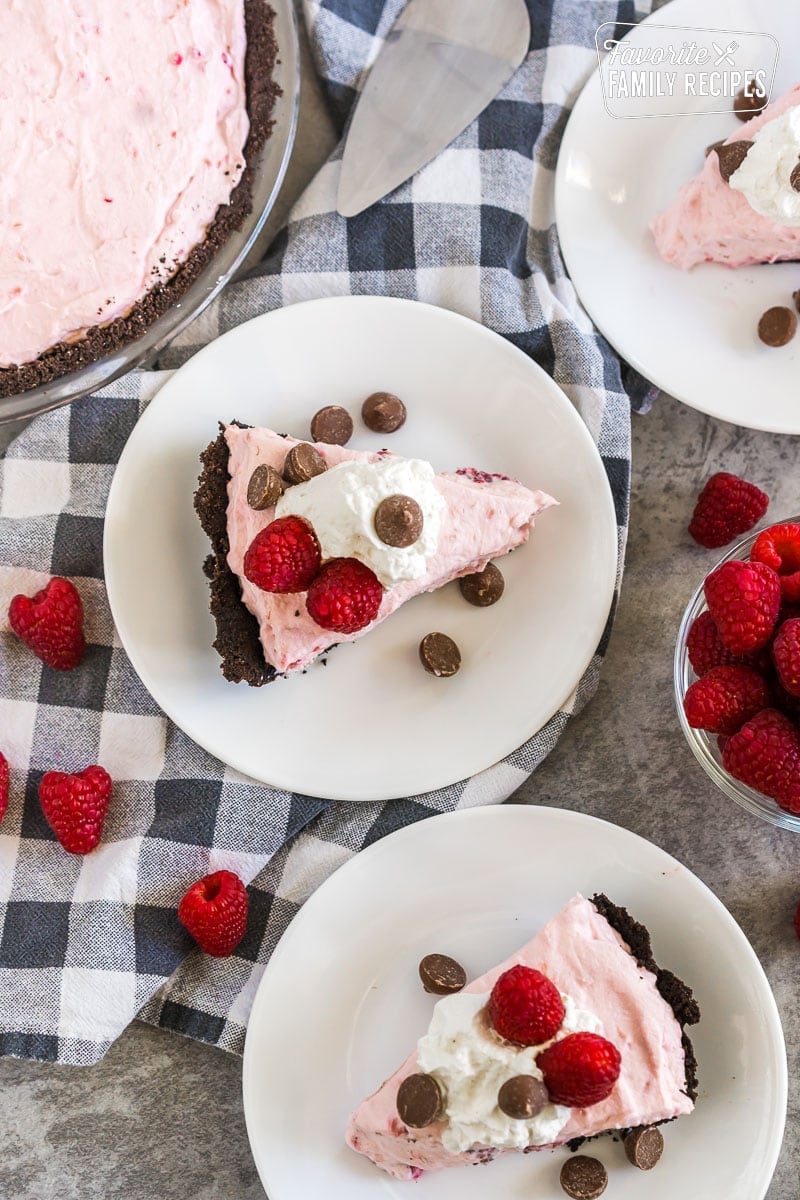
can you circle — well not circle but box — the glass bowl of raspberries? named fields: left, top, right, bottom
left=675, top=518, right=800, bottom=830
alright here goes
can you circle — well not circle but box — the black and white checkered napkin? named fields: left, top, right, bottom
left=0, top=0, right=653, bottom=1065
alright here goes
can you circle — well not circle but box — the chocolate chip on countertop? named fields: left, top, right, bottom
left=374, top=494, right=423, bottom=548
left=310, top=405, right=354, bottom=446
left=419, top=632, right=461, bottom=678
left=246, top=464, right=285, bottom=510
left=758, top=305, right=798, bottom=347
left=704, top=138, right=727, bottom=158
left=459, top=562, right=505, bottom=607
left=714, top=140, right=753, bottom=183
left=624, top=1125, right=664, bottom=1170
left=418, top=953, right=467, bottom=995
left=284, top=442, right=328, bottom=485
left=791, top=162, right=800, bottom=193
left=497, top=1075, right=549, bottom=1120
left=362, top=391, right=407, bottom=433
left=559, top=1155, right=608, bottom=1199
left=396, top=1073, right=444, bottom=1128
left=733, top=82, right=766, bottom=121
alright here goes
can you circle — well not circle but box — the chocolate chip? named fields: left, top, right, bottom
left=246, top=464, right=285, bottom=510
left=419, top=633, right=461, bottom=677
left=418, top=953, right=467, bottom=995
left=704, top=138, right=727, bottom=158
left=794, top=289, right=800, bottom=314
left=284, top=442, right=328, bottom=485
left=310, top=405, right=353, bottom=446
left=624, top=1125, right=664, bottom=1170
left=497, top=1075, right=549, bottom=1120
left=459, top=563, right=505, bottom=607
left=758, top=305, right=798, bottom=347
left=791, top=162, right=800, bottom=193
left=396, top=1073, right=444, bottom=1128
left=362, top=391, right=407, bottom=434
left=714, top=140, right=753, bottom=183
left=374, top=494, right=423, bottom=548
left=734, top=82, right=766, bottom=121
left=559, top=1155, right=608, bottom=1199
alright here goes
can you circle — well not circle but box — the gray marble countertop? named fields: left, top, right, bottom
left=1, top=24, right=796, bottom=1200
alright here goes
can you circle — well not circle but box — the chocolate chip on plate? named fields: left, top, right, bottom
left=418, top=953, right=467, bottom=995
left=459, top=562, right=505, bottom=607
left=246, top=464, right=285, bottom=510
left=497, top=1075, right=549, bottom=1120
left=758, top=305, right=798, bottom=347
left=310, top=405, right=354, bottom=446
left=793, top=289, right=800, bottom=314
left=362, top=391, right=407, bottom=434
left=714, top=140, right=753, bottom=183
left=624, top=1125, right=664, bottom=1170
left=704, top=138, right=727, bottom=158
left=374, top=494, right=423, bottom=548
left=396, top=1073, right=444, bottom=1128
left=791, top=162, right=800, bottom=193
left=559, top=1155, right=608, bottom=1199
left=419, top=632, right=461, bottom=678
left=284, top=442, right=328, bottom=485
left=733, top=82, right=766, bottom=121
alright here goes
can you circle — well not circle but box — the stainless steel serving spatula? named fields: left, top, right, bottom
left=336, top=0, right=530, bottom=217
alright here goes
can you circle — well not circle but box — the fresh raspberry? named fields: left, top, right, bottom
left=688, top=472, right=769, bottom=549
left=0, top=752, right=7, bottom=827
left=751, top=523, right=800, bottom=601
left=773, top=618, right=800, bottom=697
left=305, top=557, right=383, bottom=634
left=39, top=765, right=112, bottom=854
left=704, top=560, right=781, bottom=654
left=686, top=611, right=753, bottom=676
left=536, top=1032, right=622, bottom=1108
left=178, top=870, right=249, bottom=957
left=683, top=664, right=771, bottom=735
left=722, top=709, right=800, bottom=811
left=243, top=516, right=321, bottom=594
left=487, top=965, right=565, bottom=1047
left=8, top=576, right=85, bottom=670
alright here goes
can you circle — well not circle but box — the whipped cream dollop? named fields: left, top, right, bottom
left=276, top=458, right=445, bottom=588
left=729, top=105, right=800, bottom=226
left=416, top=990, right=602, bottom=1153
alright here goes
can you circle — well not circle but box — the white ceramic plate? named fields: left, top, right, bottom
left=555, top=0, right=800, bottom=433
left=104, top=297, right=617, bottom=800
left=242, top=805, right=787, bottom=1200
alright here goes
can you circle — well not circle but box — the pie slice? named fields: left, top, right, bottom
left=652, top=83, right=800, bottom=269
left=195, top=422, right=555, bottom=683
left=346, top=894, right=699, bottom=1181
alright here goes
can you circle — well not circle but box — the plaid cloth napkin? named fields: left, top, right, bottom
left=0, top=0, right=653, bottom=1066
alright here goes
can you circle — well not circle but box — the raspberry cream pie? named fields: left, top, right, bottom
left=0, top=0, right=278, bottom=397
left=347, top=894, right=699, bottom=1181
left=194, top=422, right=555, bottom=684
left=652, top=84, right=800, bottom=269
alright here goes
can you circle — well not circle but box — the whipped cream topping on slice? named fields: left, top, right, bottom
left=0, top=0, right=249, bottom=367
left=416, top=990, right=602, bottom=1153
left=729, top=104, right=800, bottom=226
left=276, top=458, right=446, bottom=588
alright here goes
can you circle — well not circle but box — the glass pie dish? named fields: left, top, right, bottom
left=0, top=0, right=299, bottom=427
left=674, top=518, right=800, bottom=832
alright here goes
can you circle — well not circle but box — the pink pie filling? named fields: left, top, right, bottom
left=346, top=895, right=694, bottom=1181
left=224, top=425, right=555, bottom=674
left=651, top=84, right=800, bottom=269
left=0, top=0, right=248, bottom=367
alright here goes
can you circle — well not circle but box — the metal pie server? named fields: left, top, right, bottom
left=336, top=0, right=530, bottom=218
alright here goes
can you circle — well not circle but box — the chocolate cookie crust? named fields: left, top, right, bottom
left=194, top=423, right=276, bottom=687
left=0, top=0, right=280, bottom=398
left=590, top=893, right=700, bottom=1103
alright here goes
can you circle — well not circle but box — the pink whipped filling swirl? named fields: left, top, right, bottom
left=0, top=0, right=249, bottom=368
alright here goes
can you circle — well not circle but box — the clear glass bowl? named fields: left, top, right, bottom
left=674, top=518, right=800, bottom=832
left=0, top=0, right=299, bottom=426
